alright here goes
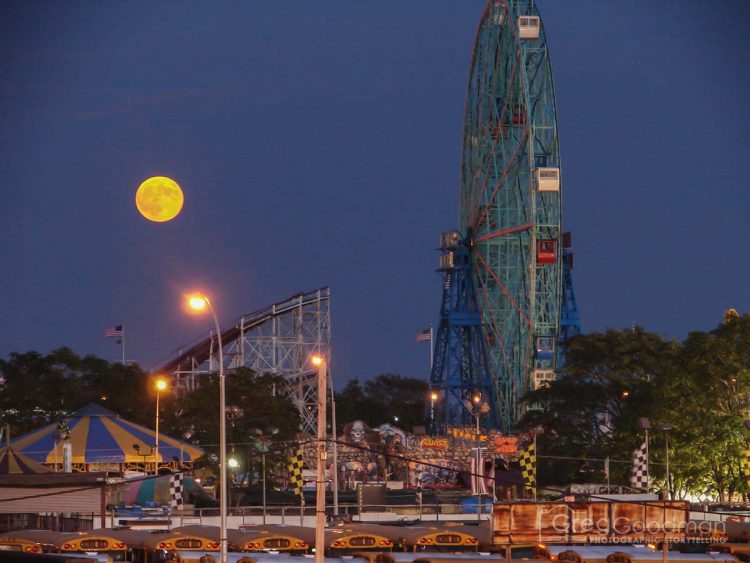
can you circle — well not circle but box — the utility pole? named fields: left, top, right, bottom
left=313, top=356, right=327, bottom=563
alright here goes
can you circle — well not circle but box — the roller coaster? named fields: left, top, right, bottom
left=155, top=287, right=330, bottom=435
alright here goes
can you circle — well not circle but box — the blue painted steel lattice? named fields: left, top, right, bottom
left=431, top=233, right=498, bottom=429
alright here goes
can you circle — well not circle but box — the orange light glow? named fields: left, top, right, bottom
left=155, top=378, right=168, bottom=391
left=311, top=355, right=324, bottom=366
left=187, top=294, right=208, bottom=312
left=430, top=392, right=439, bottom=401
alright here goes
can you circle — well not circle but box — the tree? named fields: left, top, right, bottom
left=0, top=348, right=151, bottom=435
left=334, top=374, right=429, bottom=432
left=162, top=367, right=301, bottom=488
left=519, top=328, right=679, bottom=487
left=660, top=315, right=750, bottom=501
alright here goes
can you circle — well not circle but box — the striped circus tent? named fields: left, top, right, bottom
left=9, top=403, right=203, bottom=467
left=0, top=446, right=52, bottom=474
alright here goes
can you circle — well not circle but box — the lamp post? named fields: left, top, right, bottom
left=253, top=427, right=279, bottom=525
left=657, top=424, right=674, bottom=500
left=429, top=391, right=438, bottom=435
left=188, top=293, right=227, bottom=563
left=463, top=394, right=490, bottom=517
left=312, top=355, right=327, bottom=563
left=154, top=377, right=168, bottom=475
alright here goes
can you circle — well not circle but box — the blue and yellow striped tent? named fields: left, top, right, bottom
left=10, top=403, right=203, bottom=466
left=0, top=446, right=52, bottom=474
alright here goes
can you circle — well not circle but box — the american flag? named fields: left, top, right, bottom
left=415, top=327, right=431, bottom=342
left=105, top=325, right=123, bottom=338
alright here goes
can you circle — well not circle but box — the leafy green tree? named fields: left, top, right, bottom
left=0, top=348, right=151, bottom=435
left=659, top=315, right=750, bottom=501
left=334, top=374, right=429, bottom=432
left=519, top=328, right=678, bottom=487
left=162, top=367, right=300, bottom=488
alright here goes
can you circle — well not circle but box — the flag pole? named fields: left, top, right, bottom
left=121, top=324, right=126, bottom=365
left=645, top=427, right=650, bottom=491
left=428, top=325, right=434, bottom=372
left=533, top=434, right=538, bottom=502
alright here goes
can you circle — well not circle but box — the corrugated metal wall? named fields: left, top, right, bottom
left=0, top=487, right=101, bottom=514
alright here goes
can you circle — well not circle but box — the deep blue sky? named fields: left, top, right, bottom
left=2, top=1, right=749, bottom=386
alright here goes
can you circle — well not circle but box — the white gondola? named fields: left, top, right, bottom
left=535, top=167, right=560, bottom=192
left=518, top=16, right=540, bottom=39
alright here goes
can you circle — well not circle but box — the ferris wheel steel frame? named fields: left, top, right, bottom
left=156, top=287, right=330, bottom=435
left=460, top=0, right=562, bottom=431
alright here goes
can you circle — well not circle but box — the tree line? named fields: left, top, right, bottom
left=0, top=350, right=427, bottom=487
left=1, top=314, right=748, bottom=501
left=519, top=314, right=750, bottom=502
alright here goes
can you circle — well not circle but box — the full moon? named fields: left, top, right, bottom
left=135, top=176, right=184, bottom=222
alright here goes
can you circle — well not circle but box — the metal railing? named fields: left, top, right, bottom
left=0, top=512, right=94, bottom=533
left=170, top=502, right=492, bottom=527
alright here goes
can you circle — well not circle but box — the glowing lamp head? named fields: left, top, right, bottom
left=228, top=457, right=239, bottom=468
left=188, top=294, right=208, bottom=312
left=311, top=355, right=324, bottom=366
left=155, top=378, right=168, bottom=391
left=430, top=392, right=439, bottom=401
left=472, top=394, right=482, bottom=404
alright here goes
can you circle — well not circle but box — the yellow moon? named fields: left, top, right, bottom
left=135, top=176, right=184, bottom=222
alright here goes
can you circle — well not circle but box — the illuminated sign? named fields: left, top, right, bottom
left=420, top=437, right=449, bottom=449
left=493, top=436, right=519, bottom=454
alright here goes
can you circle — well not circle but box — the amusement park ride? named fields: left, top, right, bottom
left=157, top=1, right=580, bottom=437
left=430, top=0, right=580, bottom=432
left=157, top=287, right=331, bottom=436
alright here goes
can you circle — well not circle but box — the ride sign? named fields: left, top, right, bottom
left=420, top=437, right=449, bottom=450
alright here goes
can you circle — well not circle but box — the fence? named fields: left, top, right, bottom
left=0, top=513, right=94, bottom=533
left=169, top=501, right=492, bottom=527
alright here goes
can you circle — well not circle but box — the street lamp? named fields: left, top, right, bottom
left=253, top=427, right=279, bottom=524
left=463, top=395, right=490, bottom=515
left=657, top=423, right=674, bottom=500
left=311, top=355, right=327, bottom=563
left=429, top=391, right=439, bottom=435
left=154, top=377, right=168, bottom=475
left=187, top=292, right=227, bottom=563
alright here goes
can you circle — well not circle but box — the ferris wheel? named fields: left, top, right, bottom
left=432, top=0, right=564, bottom=432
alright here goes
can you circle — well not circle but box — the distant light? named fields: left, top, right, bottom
left=393, top=416, right=399, bottom=423
left=430, top=392, right=439, bottom=401
left=155, top=378, right=168, bottom=391
left=228, top=457, right=239, bottom=468
left=472, top=394, right=481, bottom=404
left=311, top=356, right=323, bottom=366
left=621, top=391, right=630, bottom=398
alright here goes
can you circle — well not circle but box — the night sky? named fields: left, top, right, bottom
left=2, top=1, right=749, bottom=386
